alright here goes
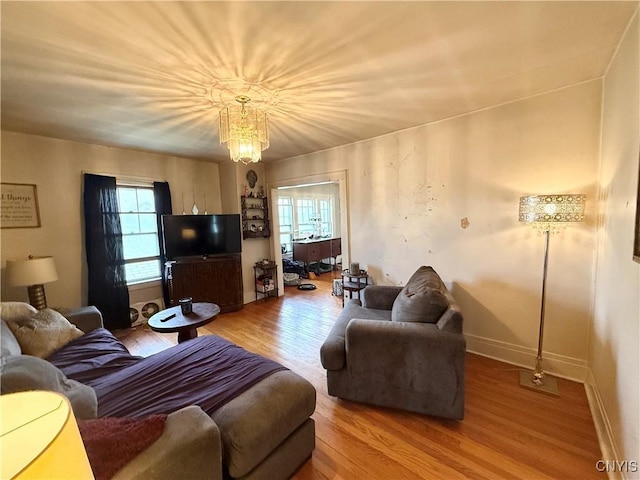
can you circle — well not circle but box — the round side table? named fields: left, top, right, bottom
left=148, top=302, right=220, bottom=343
left=341, top=269, right=368, bottom=306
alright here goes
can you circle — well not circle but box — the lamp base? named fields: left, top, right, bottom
left=27, top=284, right=48, bottom=310
left=519, top=369, right=559, bottom=396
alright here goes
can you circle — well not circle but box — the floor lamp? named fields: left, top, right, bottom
left=1, top=391, right=93, bottom=479
left=518, top=194, right=586, bottom=395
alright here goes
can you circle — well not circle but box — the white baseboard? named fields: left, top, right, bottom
left=584, top=370, right=626, bottom=480
left=464, top=333, right=588, bottom=382
left=243, top=288, right=283, bottom=304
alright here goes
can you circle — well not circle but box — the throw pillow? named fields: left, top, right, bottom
left=0, top=302, right=38, bottom=323
left=1, top=320, right=22, bottom=358
left=391, top=266, right=449, bottom=323
left=0, top=354, right=97, bottom=419
left=78, top=415, right=167, bottom=480
left=6, top=308, right=84, bottom=358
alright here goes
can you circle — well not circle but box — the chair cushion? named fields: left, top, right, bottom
left=0, top=354, right=97, bottom=419
left=5, top=308, right=84, bottom=358
left=391, top=266, right=449, bottom=323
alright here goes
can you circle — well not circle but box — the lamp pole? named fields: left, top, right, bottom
left=520, top=227, right=559, bottom=395
left=533, top=229, right=550, bottom=385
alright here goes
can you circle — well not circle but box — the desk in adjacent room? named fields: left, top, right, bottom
left=292, top=237, right=341, bottom=273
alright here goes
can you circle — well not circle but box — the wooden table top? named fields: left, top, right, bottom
left=147, top=302, right=220, bottom=334
left=342, top=269, right=368, bottom=279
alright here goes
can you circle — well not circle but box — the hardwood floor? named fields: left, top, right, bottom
left=115, top=273, right=605, bottom=480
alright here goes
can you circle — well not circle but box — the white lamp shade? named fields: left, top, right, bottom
left=6, top=256, right=58, bottom=286
left=0, top=391, right=94, bottom=479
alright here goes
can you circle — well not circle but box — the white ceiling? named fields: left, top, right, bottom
left=1, top=1, right=637, bottom=162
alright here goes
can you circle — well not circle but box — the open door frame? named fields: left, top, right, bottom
left=267, top=170, right=349, bottom=296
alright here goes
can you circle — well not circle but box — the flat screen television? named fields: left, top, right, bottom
left=162, top=214, right=242, bottom=260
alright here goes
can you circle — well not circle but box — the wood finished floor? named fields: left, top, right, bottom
left=115, top=273, right=604, bottom=480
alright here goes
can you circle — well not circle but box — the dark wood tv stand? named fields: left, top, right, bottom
left=166, top=254, right=243, bottom=313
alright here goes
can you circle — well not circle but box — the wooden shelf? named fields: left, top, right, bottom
left=241, top=195, right=271, bottom=239
left=254, top=262, right=278, bottom=300
left=243, top=229, right=271, bottom=239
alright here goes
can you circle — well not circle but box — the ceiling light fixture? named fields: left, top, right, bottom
left=219, top=95, right=269, bottom=164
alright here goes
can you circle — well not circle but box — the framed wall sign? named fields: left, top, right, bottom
left=1, top=183, right=41, bottom=228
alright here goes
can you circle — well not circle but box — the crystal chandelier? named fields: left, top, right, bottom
left=219, top=95, right=269, bottom=164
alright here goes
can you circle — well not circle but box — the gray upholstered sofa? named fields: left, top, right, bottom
left=1, top=303, right=315, bottom=480
left=320, top=266, right=466, bottom=420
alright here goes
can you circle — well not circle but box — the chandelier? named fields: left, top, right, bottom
left=219, top=95, right=269, bottom=164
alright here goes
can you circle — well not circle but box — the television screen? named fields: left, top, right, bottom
left=162, top=214, right=242, bottom=260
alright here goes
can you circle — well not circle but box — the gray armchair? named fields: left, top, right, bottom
left=320, top=266, right=466, bottom=420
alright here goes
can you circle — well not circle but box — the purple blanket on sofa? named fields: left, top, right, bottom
left=49, top=328, right=287, bottom=418
left=48, top=328, right=142, bottom=382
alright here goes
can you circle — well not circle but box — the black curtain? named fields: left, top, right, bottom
left=153, top=181, right=172, bottom=306
left=83, top=174, right=130, bottom=330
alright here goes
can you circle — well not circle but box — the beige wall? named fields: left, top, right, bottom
left=233, top=162, right=276, bottom=303
left=592, top=11, right=640, bottom=471
left=267, top=80, right=602, bottom=381
left=0, top=132, right=222, bottom=308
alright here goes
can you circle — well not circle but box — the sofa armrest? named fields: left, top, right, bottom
left=64, top=306, right=104, bottom=333
left=113, top=406, right=223, bottom=480
left=361, top=285, right=402, bottom=310
left=436, top=291, right=464, bottom=334
left=320, top=300, right=365, bottom=371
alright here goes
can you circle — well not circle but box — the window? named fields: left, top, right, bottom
left=278, top=197, right=294, bottom=253
left=116, top=185, right=161, bottom=284
left=319, top=199, right=333, bottom=237
left=296, top=199, right=316, bottom=237
left=277, top=193, right=335, bottom=254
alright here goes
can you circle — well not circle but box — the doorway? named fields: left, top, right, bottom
left=268, top=171, right=349, bottom=295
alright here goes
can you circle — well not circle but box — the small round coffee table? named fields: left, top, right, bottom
left=148, top=302, right=220, bottom=343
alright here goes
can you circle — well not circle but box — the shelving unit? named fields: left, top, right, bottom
left=241, top=195, right=270, bottom=239
left=254, top=261, right=279, bottom=300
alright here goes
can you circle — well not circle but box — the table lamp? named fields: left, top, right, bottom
left=0, top=391, right=94, bottom=479
left=518, top=193, right=586, bottom=395
left=6, top=255, right=58, bottom=309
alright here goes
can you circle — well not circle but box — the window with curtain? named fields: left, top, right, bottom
left=83, top=173, right=130, bottom=330
left=116, top=185, right=161, bottom=284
